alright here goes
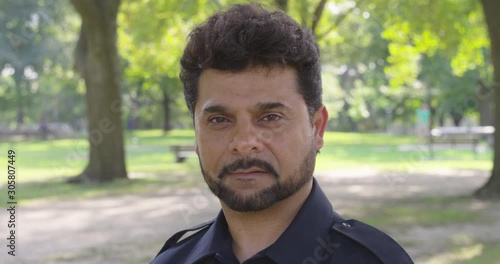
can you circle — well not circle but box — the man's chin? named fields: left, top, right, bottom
left=215, top=185, right=286, bottom=212
left=222, top=198, right=277, bottom=212
left=221, top=174, right=277, bottom=189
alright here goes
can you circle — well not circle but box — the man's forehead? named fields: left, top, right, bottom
left=200, top=101, right=290, bottom=115
left=197, top=66, right=299, bottom=96
left=195, top=65, right=303, bottom=114
left=200, top=65, right=294, bottom=78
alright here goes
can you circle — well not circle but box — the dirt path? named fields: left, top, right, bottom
left=1, top=169, right=498, bottom=264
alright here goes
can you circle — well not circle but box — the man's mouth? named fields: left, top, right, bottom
left=218, top=159, right=279, bottom=179
left=228, top=167, right=269, bottom=178
left=231, top=167, right=267, bottom=174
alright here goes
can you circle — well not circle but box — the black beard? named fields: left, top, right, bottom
left=199, top=146, right=317, bottom=212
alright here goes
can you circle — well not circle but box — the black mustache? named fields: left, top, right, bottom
left=218, top=159, right=279, bottom=179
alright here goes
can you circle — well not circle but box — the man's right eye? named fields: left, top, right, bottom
left=208, top=116, right=229, bottom=123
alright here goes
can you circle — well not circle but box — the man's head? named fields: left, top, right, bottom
left=180, top=3, right=328, bottom=212
left=180, top=3, right=322, bottom=118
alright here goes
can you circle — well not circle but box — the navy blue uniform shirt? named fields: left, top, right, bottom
left=151, top=179, right=414, bottom=264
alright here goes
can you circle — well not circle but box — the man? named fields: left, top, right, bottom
left=151, top=3, right=413, bottom=264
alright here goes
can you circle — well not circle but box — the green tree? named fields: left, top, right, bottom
left=419, top=54, right=480, bottom=126
left=69, top=0, right=127, bottom=183
left=118, top=0, right=216, bottom=131
left=0, top=0, right=73, bottom=126
left=373, top=0, right=499, bottom=198
left=324, top=2, right=392, bottom=131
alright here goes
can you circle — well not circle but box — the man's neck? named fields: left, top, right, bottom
left=222, top=180, right=313, bottom=263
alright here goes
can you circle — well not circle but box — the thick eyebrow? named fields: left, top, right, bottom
left=201, top=102, right=289, bottom=115
left=201, top=105, right=228, bottom=115
left=255, top=102, right=290, bottom=111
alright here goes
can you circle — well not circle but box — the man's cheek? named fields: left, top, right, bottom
left=261, top=130, right=273, bottom=141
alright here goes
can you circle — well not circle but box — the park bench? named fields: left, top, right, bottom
left=429, top=126, right=494, bottom=157
left=170, top=145, right=197, bottom=163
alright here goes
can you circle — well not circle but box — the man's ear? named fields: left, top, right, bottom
left=312, top=105, right=328, bottom=151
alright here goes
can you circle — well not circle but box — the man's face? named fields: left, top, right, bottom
left=194, top=66, right=327, bottom=212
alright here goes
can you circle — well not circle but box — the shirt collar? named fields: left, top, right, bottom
left=185, top=178, right=339, bottom=263
left=263, top=178, right=339, bottom=263
left=185, top=210, right=232, bottom=263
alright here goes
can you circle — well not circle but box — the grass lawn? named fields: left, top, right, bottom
left=317, top=132, right=493, bottom=171
left=425, top=238, right=500, bottom=264
left=426, top=230, right=500, bottom=264
left=343, top=194, right=500, bottom=264
left=458, top=243, right=500, bottom=264
left=344, top=195, right=494, bottom=230
left=0, top=129, right=493, bottom=204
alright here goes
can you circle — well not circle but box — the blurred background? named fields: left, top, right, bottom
left=0, top=0, right=499, bottom=263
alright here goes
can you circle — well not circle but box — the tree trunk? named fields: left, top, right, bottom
left=13, top=70, right=25, bottom=127
left=475, top=0, right=500, bottom=199
left=438, top=112, right=445, bottom=127
left=477, top=79, right=494, bottom=126
left=450, top=111, right=463, bottom=126
left=162, top=90, right=172, bottom=131
left=68, top=0, right=127, bottom=183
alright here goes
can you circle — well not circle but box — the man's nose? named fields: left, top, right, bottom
left=229, top=120, right=264, bottom=155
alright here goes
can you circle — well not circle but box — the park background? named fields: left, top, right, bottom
left=0, top=0, right=499, bottom=263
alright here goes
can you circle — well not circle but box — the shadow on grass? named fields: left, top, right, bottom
left=2, top=172, right=204, bottom=205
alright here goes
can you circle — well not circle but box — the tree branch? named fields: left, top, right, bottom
left=74, top=24, right=86, bottom=77
left=316, top=0, right=368, bottom=40
left=274, top=0, right=288, bottom=12
left=311, top=0, right=328, bottom=35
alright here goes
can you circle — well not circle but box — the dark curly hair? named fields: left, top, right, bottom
left=180, top=3, right=322, bottom=118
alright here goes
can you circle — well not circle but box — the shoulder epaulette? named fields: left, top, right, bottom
left=155, top=219, right=215, bottom=257
left=332, top=219, right=414, bottom=263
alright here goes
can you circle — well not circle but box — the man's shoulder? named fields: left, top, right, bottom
left=150, top=219, right=214, bottom=264
left=330, top=218, right=413, bottom=263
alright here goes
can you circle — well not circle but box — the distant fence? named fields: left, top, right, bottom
left=0, top=123, right=76, bottom=140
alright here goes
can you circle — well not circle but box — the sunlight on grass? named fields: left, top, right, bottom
left=344, top=196, right=492, bottom=230
left=322, top=132, right=417, bottom=145
left=426, top=242, right=500, bottom=264
left=361, top=206, right=483, bottom=227
left=427, top=244, right=484, bottom=264
left=460, top=243, right=500, bottom=264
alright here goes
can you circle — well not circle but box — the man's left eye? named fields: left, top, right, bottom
left=262, top=114, right=281, bottom=122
